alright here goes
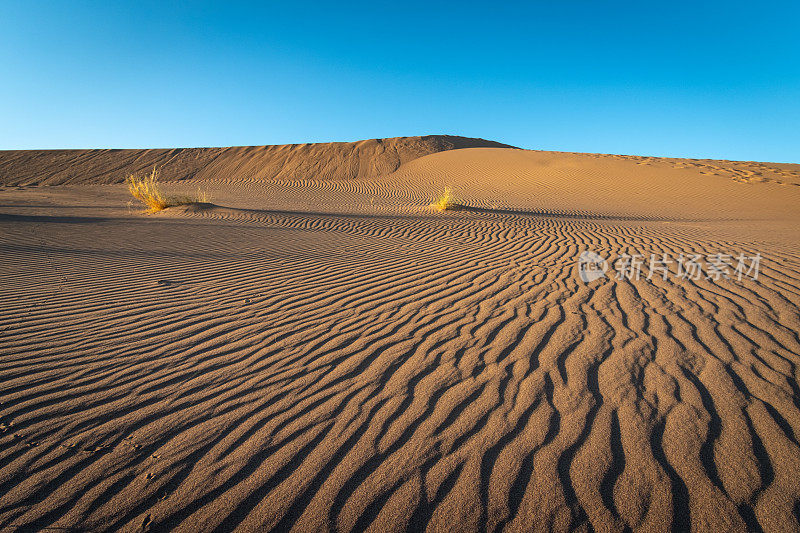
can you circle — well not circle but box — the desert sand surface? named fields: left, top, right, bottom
left=0, top=136, right=512, bottom=187
left=1, top=136, right=800, bottom=532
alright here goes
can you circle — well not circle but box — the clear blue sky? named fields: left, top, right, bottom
left=1, top=1, right=798, bottom=162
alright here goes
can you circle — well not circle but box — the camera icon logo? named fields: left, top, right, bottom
left=578, top=250, right=608, bottom=282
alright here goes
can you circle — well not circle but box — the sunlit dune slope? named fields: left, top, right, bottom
left=0, top=135, right=513, bottom=186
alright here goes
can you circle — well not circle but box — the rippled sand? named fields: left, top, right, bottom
left=1, top=140, right=799, bottom=531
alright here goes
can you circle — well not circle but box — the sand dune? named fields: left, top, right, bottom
left=0, top=135, right=512, bottom=187
left=1, top=140, right=799, bottom=531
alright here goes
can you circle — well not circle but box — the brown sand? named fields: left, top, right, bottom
left=0, top=136, right=512, bottom=186
left=1, top=138, right=799, bottom=531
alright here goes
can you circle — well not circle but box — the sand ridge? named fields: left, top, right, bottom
left=0, top=135, right=514, bottom=187
left=0, top=143, right=799, bottom=531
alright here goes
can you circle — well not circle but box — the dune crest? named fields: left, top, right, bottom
left=0, top=135, right=513, bottom=186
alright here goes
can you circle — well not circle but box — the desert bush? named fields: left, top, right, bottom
left=127, top=168, right=210, bottom=212
left=432, top=187, right=458, bottom=211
